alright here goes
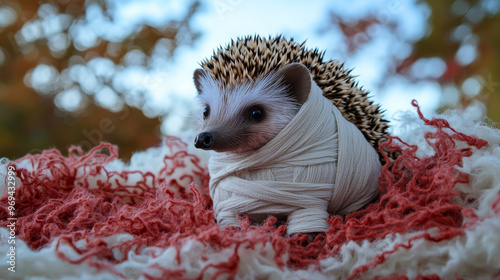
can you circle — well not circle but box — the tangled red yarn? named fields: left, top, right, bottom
left=0, top=101, right=495, bottom=279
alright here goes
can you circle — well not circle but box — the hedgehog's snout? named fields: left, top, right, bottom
left=194, top=132, right=214, bottom=149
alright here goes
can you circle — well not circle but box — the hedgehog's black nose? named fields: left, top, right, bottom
left=194, top=132, right=213, bottom=149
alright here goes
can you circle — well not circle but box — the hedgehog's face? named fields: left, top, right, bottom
left=193, top=63, right=312, bottom=153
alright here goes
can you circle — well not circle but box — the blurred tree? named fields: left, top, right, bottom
left=2, top=0, right=498, bottom=161
left=0, top=0, right=201, bottom=160
left=414, top=0, right=500, bottom=122
left=324, top=0, right=499, bottom=125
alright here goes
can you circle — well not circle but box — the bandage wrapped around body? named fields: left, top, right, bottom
left=205, top=67, right=381, bottom=235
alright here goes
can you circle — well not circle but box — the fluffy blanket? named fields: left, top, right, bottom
left=1, top=102, right=500, bottom=280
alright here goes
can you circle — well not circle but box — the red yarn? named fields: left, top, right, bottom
left=0, top=101, right=496, bottom=279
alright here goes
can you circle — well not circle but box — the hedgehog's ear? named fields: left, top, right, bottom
left=276, top=63, right=312, bottom=104
left=193, top=68, right=208, bottom=94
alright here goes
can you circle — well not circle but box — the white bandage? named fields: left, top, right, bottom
left=209, top=79, right=381, bottom=235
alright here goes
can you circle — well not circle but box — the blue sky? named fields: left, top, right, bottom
left=62, top=0, right=442, bottom=136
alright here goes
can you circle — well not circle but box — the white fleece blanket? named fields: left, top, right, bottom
left=0, top=108, right=499, bottom=280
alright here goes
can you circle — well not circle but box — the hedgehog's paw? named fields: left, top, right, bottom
left=215, top=211, right=240, bottom=229
left=286, top=208, right=330, bottom=235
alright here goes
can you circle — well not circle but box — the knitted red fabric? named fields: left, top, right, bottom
left=1, top=102, right=497, bottom=279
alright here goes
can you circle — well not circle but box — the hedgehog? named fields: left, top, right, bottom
left=192, top=35, right=387, bottom=235
left=194, top=35, right=390, bottom=159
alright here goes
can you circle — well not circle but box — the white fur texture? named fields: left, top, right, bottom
left=196, top=71, right=300, bottom=152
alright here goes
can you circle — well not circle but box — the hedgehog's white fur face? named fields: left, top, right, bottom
left=194, top=71, right=301, bottom=153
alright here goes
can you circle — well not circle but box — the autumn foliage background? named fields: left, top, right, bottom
left=0, top=0, right=499, bottom=160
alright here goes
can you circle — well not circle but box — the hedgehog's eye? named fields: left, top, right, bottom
left=203, top=106, right=210, bottom=119
left=248, top=106, right=264, bottom=122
